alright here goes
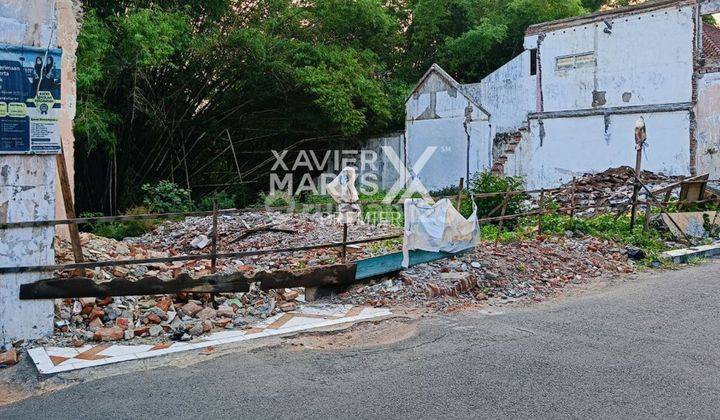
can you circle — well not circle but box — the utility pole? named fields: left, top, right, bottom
left=630, top=117, right=647, bottom=229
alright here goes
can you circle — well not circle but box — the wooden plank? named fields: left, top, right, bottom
left=258, top=264, right=356, bottom=290
left=55, top=144, right=84, bottom=268
left=661, top=211, right=718, bottom=239
left=20, top=272, right=250, bottom=299
left=20, top=264, right=360, bottom=299
left=679, top=174, right=709, bottom=207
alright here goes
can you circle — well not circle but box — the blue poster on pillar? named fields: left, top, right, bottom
left=0, top=44, right=62, bottom=154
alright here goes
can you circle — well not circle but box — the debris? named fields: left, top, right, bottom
left=94, top=327, right=124, bottom=342
left=182, top=301, right=203, bottom=317
left=190, top=235, right=211, bottom=249
left=661, top=212, right=719, bottom=239
left=0, top=349, right=19, bottom=367
left=625, top=246, right=646, bottom=261
left=333, top=235, right=633, bottom=310
left=550, top=166, right=681, bottom=216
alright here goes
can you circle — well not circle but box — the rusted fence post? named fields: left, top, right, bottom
left=455, top=177, right=465, bottom=210
left=537, top=188, right=545, bottom=235
left=211, top=201, right=218, bottom=273
left=570, top=176, right=577, bottom=219
left=341, top=223, right=348, bottom=263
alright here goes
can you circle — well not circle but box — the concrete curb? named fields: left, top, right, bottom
left=661, top=244, right=720, bottom=264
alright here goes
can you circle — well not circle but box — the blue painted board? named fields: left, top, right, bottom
left=355, top=249, right=465, bottom=280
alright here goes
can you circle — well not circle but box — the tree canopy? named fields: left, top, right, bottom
left=74, top=0, right=618, bottom=213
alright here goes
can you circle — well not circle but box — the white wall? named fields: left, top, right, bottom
left=696, top=71, right=720, bottom=179
left=537, top=6, right=694, bottom=112
left=0, top=0, right=60, bottom=343
left=475, top=51, right=537, bottom=133
left=506, top=112, right=691, bottom=189
left=406, top=72, right=492, bottom=192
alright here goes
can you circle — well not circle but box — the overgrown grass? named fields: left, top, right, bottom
left=80, top=206, right=156, bottom=240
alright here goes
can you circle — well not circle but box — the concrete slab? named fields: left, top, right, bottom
left=660, top=243, right=720, bottom=263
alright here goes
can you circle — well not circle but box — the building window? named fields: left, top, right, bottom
left=530, top=48, right=537, bottom=75
left=555, top=52, right=595, bottom=71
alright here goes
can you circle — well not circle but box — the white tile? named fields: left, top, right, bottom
left=101, top=344, right=152, bottom=357
left=29, top=305, right=393, bottom=373
left=45, top=346, right=83, bottom=358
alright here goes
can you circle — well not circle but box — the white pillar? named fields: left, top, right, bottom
left=0, top=0, right=58, bottom=344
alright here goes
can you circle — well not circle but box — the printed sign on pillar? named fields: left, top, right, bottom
left=0, top=44, right=62, bottom=154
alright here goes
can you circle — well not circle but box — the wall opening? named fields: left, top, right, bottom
left=530, top=48, right=538, bottom=75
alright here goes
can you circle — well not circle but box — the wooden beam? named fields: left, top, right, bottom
left=56, top=143, right=85, bottom=270
left=20, top=264, right=358, bottom=299
left=20, top=273, right=250, bottom=299
left=258, top=264, right=356, bottom=290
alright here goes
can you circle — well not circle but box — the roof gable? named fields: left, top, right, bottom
left=407, top=64, right=491, bottom=117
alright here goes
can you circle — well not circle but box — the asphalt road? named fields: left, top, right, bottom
left=3, top=262, right=720, bottom=419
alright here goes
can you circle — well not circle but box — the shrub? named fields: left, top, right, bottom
left=461, top=172, right=528, bottom=221
left=257, top=191, right=295, bottom=208
left=80, top=206, right=155, bottom=240
left=141, top=180, right=194, bottom=213
left=198, top=191, right=236, bottom=211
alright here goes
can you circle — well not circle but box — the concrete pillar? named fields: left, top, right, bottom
left=0, top=0, right=76, bottom=343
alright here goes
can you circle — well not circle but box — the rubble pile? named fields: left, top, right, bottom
left=49, top=211, right=634, bottom=344
left=334, top=235, right=634, bottom=310
left=56, top=211, right=401, bottom=281
left=50, top=286, right=301, bottom=347
left=550, top=166, right=681, bottom=215
left=50, top=211, right=400, bottom=346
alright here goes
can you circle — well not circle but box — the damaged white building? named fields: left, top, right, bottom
left=405, top=0, right=720, bottom=190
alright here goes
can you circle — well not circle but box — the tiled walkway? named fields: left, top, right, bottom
left=29, top=304, right=391, bottom=374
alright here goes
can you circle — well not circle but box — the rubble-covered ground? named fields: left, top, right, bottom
left=45, top=208, right=637, bottom=348
left=332, top=235, right=633, bottom=311
left=49, top=211, right=400, bottom=347
left=549, top=166, right=682, bottom=216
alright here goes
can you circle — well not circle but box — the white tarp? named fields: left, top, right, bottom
left=326, top=167, right=362, bottom=224
left=402, top=198, right=479, bottom=267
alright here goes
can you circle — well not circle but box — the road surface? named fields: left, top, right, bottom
left=3, top=262, right=720, bottom=419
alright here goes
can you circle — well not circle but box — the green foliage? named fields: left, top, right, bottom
left=198, top=191, right=236, bottom=211
left=258, top=191, right=295, bottom=208
left=80, top=206, right=155, bottom=240
left=540, top=212, right=666, bottom=255
left=141, top=181, right=194, bottom=213
left=465, top=172, right=528, bottom=221
left=114, top=8, right=191, bottom=70
left=403, top=0, right=589, bottom=81
left=74, top=0, right=603, bottom=215
left=74, top=96, right=121, bottom=153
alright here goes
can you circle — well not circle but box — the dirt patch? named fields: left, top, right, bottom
left=284, top=318, right=418, bottom=351
left=0, top=382, right=29, bottom=406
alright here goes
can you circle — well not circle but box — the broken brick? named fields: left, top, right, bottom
left=94, top=327, right=124, bottom=342
left=0, top=350, right=19, bottom=367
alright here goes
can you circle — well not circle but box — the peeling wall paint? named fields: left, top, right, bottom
left=539, top=7, right=694, bottom=112
left=0, top=0, right=77, bottom=343
left=506, top=111, right=691, bottom=189
left=54, top=0, right=80, bottom=239
left=696, top=71, right=720, bottom=178
left=355, top=133, right=406, bottom=191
